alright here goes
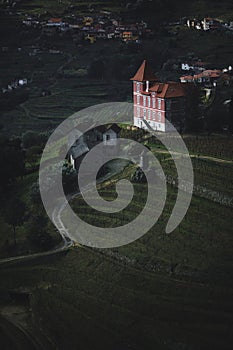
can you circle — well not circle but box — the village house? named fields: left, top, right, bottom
left=38, top=12, right=150, bottom=45
left=69, top=124, right=121, bottom=170
left=102, top=124, right=121, bottom=146
left=131, top=60, right=192, bottom=132
left=47, top=18, right=64, bottom=27
left=181, top=60, right=209, bottom=72
left=96, top=29, right=107, bottom=39
left=85, top=33, right=96, bottom=44
left=122, top=31, right=139, bottom=42
left=83, top=16, right=94, bottom=26
left=202, top=17, right=222, bottom=31
left=187, top=19, right=203, bottom=30
left=2, top=77, right=28, bottom=93
left=187, top=17, right=222, bottom=31
left=180, top=69, right=231, bottom=86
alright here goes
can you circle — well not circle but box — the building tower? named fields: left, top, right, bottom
left=131, top=60, right=188, bottom=132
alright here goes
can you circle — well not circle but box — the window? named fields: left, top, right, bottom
left=158, top=112, right=162, bottom=122
left=148, top=109, right=151, bottom=119
left=137, top=95, right=140, bottom=105
left=153, top=111, right=156, bottom=120
left=158, top=98, right=162, bottom=109
left=143, top=96, right=146, bottom=107
left=147, top=96, right=151, bottom=108
left=137, top=107, right=140, bottom=118
left=136, top=82, right=140, bottom=93
left=143, top=109, right=146, bottom=118
left=152, top=98, right=156, bottom=108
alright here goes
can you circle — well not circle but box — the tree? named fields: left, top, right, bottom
left=4, top=198, right=26, bottom=245
left=185, top=85, right=202, bottom=132
left=29, top=182, right=42, bottom=207
left=0, top=136, right=25, bottom=190
left=26, top=214, right=54, bottom=251
left=88, top=59, right=105, bottom=80
left=22, top=131, right=49, bottom=149
left=62, top=163, right=78, bottom=194
left=26, top=145, right=42, bottom=166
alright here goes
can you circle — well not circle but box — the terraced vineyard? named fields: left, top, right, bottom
left=183, top=135, right=233, bottom=160
left=68, top=164, right=233, bottom=278
left=1, top=163, right=233, bottom=349
left=1, top=135, right=233, bottom=349
left=23, top=79, right=130, bottom=119
left=155, top=153, right=233, bottom=198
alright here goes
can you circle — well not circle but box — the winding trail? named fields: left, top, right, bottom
left=154, top=148, right=233, bottom=165
left=0, top=160, right=128, bottom=267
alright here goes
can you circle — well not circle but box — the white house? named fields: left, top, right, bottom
left=103, top=124, right=121, bottom=146
left=70, top=124, right=121, bottom=170
left=181, top=63, right=194, bottom=71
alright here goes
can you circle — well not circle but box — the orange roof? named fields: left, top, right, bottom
left=194, top=70, right=222, bottom=79
left=203, top=69, right=221, bottom=76
left=49, top=18, right=62, bottom=23
left=193, top=61, right=208, bottom=66
left=180, top=75, right=194, bottom=80
left=149, top=83, right=164, bottom=93
left=149, top=82, right=188, bottom=98
left=194, top=73, right=204, bottom=79
left=130, top=60, right=159, bottom=82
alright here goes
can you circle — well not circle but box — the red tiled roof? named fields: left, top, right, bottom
left=180, top=75, right=194, bottom=80
left=194, top=70, right=222, bottom=79
left=141, top=91, right=151, bottom=95
left=149, top=83, right=164, bottom=93
left=203, top=69, right=221, bottom=76
left=193, top=61, right=208, bottom=67
left=149, top=82, right=187, bottom=98
left=130, top=60, right=159, bottom=82
left=49, top=18, right=62, bottom=23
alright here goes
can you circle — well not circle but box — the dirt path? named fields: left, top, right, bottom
left=154, top=148, right=233, bottom=164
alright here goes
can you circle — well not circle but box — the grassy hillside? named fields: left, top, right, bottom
left=0, top=146, right=233, bottom=349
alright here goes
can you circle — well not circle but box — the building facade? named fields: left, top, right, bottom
left=69, top=124, right=121, bottom=170
left=131, top=60, right=189, bottom=132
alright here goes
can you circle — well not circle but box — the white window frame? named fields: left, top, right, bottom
left=147, top=96, right=151, bottom=108
left=148, top=109, right=151, bottom=119
left=143, top=96, right=146, bottom=107
left=137, top=95, right=140, bottom=105
left=136, top=82, right=140, bottom=93
left=152, top=98, right=156, bottom=108
left=143, top=109, right=146, bottom=118
left=158, top=98, right=162, bottom=109
left=137, top=107, right=140, bottom=118
left=158, top=111, right=162, bottom=122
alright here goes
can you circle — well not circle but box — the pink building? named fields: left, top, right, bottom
left=131, top=60, right=189, bottom=132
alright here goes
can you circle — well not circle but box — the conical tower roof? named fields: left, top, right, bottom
left=130, top=60, right=159, bottom=82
